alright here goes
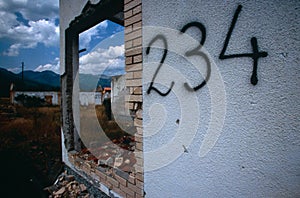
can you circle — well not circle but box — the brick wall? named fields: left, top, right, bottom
left=63, top=0, right=144, bottom=197
left=124, top=0, right=144, bottom=197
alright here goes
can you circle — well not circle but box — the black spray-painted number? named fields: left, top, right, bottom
left=180, top=22, right=211, bottom=91
left=146, top=35, right=175, bottom=96
left=146, top=4, right=268, bottom=96
left=219, top=5, right=268, bottom=85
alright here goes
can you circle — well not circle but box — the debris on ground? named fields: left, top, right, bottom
left=44, top=170, right=92, bottom=198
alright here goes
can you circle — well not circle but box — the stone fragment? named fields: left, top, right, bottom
left=65, top=175, right=75, bottom=181
left=79, top=184, right=87, bottom=192
left=114, top=157, right=123, bottom=167
left=54, top=187, right=66, bottom=195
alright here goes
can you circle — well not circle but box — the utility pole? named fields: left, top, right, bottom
left=21, top=62, right=24, bottom=80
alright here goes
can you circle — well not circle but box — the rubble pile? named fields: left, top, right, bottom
left=79, top=135, right=136, bottom=173
left=65, top=134, right=144, bottom=198
left=45, top=171, right=91, bottom=198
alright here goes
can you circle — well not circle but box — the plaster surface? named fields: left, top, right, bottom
left=143, top=0, right=300, bottom=197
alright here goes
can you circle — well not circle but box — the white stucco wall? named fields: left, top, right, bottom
left=79, top=92, right=102, bottom=106
left=13, top=91, right=60, bottom=105
left=143, top=0, right=300, bottom=197
left=59, top=0, right=86, bottom=75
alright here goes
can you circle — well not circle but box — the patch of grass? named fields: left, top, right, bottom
left=0, top=105, right=62, bottom=186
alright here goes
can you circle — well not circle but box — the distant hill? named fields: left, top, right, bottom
left=0, top=68, right=60, bottom=97
left=79, top=73, right=111, bottom=92
left=0, top=67, right=112, bottom=97
left=18, top=70, right=60, bottom=88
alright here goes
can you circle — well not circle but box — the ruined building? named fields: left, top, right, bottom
left=60, top=0, right=300, bottom=197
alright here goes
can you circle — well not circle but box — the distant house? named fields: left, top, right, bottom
left=79, top=91, right=102, bottom=106
left=10, top=83, right=61, bottom=106
left=10, top=83, right=111, bottom=106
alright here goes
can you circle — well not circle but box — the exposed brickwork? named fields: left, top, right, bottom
left=65, top=0, right=144, bottom=197
left=126, top=63, right=142, bottom=72
left=68, top=151, right=145, bottom=198
left=124, top=0, right=144, bottom=197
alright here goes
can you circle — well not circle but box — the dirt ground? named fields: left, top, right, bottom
left=0, top=98, right=63, bottom=197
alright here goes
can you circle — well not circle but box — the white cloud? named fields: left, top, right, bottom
left=0, top=0, right=59, bottom=56
left=79, top=45, right=125, bottom=75
left=80, top=25, right=99, bottom=49
left=79, top=20, right=108, bottom=49
left=0, top=0, right=59, bottom=21
left=3, top=44, right=22, bottom=56
left=34, top=57, right=60, bottom=73
left=98, top=20, right=108, bottom=29
left=2, top=19, right=59, bottom=56
left=0, top=11, right=19, bottom=35
left=7, top=67, right=22, bottom=73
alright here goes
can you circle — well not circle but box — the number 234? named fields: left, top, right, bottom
left=146, top=5, right=268, bottom=97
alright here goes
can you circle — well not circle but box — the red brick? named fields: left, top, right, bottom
left=126, top=29, right=142, bottom=41
left=128, top=174, right=135, bottom=184
left=134, top=118, right=143, bottom=127
left=107, top=176, right=119, bottom=188
left=124, top=0, right=141, bottom=12
left=133, top=71, right=142, bottom=79
left=82, top=161, right=92, bottom=174
left=126, top=79, right=142, bottom=87
left=114, top=173, right=128, bottom=187
left=126, top=47, right=142, bottom=57
left=136, top=109, right=143, bottom=119
left=90, top=171, right=100, bottom=181
left=133, top=54, right=142, bottom=63
left=130, top=86, right=142, bottom=95
left=95, top=169, right=107, bottom=181
left=125, top=40, right=133, bottom=49
left=120, top=184, right=135, bottom=197
left=125, top=13, right=142, bottom=27
left=125, top=25, right=133, bottom=34
left=135, top=133, right=143, bottom=142
left=112, top=186, right=127, bottom=198
left=134, top=164, right=143, bottom=174
left=125, top=102, right=134, bottom=110
left=128, top=182, right=144, bottom=195
left=74, top=158, right=84, bottom=169
left=136, top=157, right=143, bottom=167
left=124, top=0, right=132, bottom=4
left=126, top=72, right=134, bottom=79
left=135, top=179, right=143, bottom=190
left=133, top=37, right=142, bottom=47
left=137, top=87, right=143, bottom=93
left=124, top=9, right=133, bottom=19
left=136, top=142, right=143, bottom=150
left=136, top=173, right=143, bottom=182
left=126, top=194, right=132, bottom=198
left=136, top=126, right=143, bottom=135
left=126, top=56, right=133, bottom=65
left=133, top=5, right=141, bottom=15
left=126, top=63, right=142, bottom=72
left=133, top=21, right=142, bottom=31
left=102, top=180, right=113, bottom=190
left=68, top=155, right=75, bottom=164
left=125, top=95, right=142, bottom=102
left=135, top=193, right=144, bottom=198
left=134, top=149, right=143, bottom=158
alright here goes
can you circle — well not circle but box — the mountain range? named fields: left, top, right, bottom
left=0, top=67, right=112, bottom=97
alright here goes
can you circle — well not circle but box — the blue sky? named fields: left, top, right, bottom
left=0, top=0, right=124, bottom=75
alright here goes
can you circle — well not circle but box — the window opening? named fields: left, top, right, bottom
left=77, top=20, right=137, bottom=174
